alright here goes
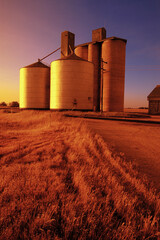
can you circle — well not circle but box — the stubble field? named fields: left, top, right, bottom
left=0, top=110, right=160, bottom=239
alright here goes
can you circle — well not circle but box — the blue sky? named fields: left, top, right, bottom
left=1, top=0, right=160, bottom=107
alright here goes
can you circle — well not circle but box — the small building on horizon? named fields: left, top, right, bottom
left=147, top=85, right=160, bottom=114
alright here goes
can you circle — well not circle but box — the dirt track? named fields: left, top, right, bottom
left=86, top=119, right=160, bottom=192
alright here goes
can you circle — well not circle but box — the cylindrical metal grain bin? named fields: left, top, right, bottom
left=19, top=62, right=50, bottom=109
left=101, top=37, right=127, bottom=112
left=75, top=45, right=88, bottom=61
left=50, top=54, right=94, bottom=110
left=88, top=43, right=101, bottom=111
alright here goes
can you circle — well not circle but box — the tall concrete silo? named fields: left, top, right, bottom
left=75, top=45, right=88, bottom=61
left=101, top=37, right=127, bottom=112
left=19, top=61, right=50, bottom=109
left=75, top=28, right=107, bottom=111
left=50, top=53, right=94, bottom=110
left=88, top=43, right=101, bottom=111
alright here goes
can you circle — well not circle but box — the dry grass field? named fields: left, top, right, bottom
left=0, top=110, right=160, bottom=239
left=124, top=108, right=148, bottom=114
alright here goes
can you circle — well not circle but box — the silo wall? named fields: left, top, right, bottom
left=19, top=67, right=50, bottom=109
left=50, top=58, right=94, bottom=110
left=102, top=38, right=126, bottom=112
left=88, top=43, right=101, bottom=111
left=75, top=46, right=88, bottom=61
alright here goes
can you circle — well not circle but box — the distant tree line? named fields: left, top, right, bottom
left=0, top=101, right=19, bottom=107
left=138, top=107, right=148, bottom=109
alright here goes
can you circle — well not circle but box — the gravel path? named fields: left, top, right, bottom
left=86, top=119, right=160, bottom=192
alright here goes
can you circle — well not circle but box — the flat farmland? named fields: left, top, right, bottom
left=86, top=119, right=160, bottom=192
left=0, top=110, right=160, bottom=239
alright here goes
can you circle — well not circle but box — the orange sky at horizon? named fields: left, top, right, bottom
left=1, top=0, right=160, bottom=108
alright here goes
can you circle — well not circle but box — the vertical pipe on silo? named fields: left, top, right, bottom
left=88, top=43, right=101, bottom=111
left=102, top=38, right=126, bottom=112
left=75, top=46, right=88, bottom=60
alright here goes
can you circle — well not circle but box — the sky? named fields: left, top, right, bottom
left=0, top=0, right=160, bottom=108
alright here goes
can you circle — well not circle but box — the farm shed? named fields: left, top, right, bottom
left=147, top=85, right=160, bottom=114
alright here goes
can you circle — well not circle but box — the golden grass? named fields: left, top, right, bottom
left=0, top=110, right=160, bottom=239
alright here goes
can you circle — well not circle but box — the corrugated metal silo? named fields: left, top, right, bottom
left=101, top=37, right=127, bottom=112
left=50, top=53, right=94, bottom=110
left=19, top=61, right=50, bottom=109
left=75, top=45, right=88, bottom=61
left=88, top=43, right=101, bottom=111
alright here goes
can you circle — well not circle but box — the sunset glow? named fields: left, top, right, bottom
left=1, top=0, right=160, bottom=107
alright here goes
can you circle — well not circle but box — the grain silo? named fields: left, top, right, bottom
left=50, top=53, right=94, bottom=110
left=19, top=61, right=50, bottom=109
left=101, top=37, right=127, bottom=112
left=75, top=45, right=88, bottom=61
left=19, top=27, right=127, bottom=112
left=88, top=43, right=101, bottom=111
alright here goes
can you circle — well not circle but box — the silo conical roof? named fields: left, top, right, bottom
left=23, top=61, right=50, bottom=68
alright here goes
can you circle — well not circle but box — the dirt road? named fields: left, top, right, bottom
left=86, top=119, right=160, bottom=192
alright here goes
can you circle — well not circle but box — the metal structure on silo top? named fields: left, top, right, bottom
left=101, top=37, right=127, bottom=112
left=19, top=61, right=50, bottom=109
left=61, top=31, right=75, bottom=58
left=50, top=53, right=94, bottom=110
left=92, top=27, right=106, bottom=42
